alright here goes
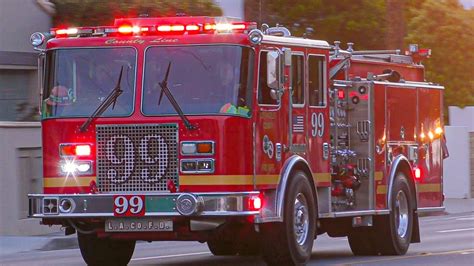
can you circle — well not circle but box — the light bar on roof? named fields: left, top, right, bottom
left=55, top=28, right=78, bottom=35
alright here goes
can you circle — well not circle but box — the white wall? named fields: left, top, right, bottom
left=0, top=123, right=61, bottom=235
left=443, top=126, right=471, bottom=198
left=449, top=106, right=474, bottom=131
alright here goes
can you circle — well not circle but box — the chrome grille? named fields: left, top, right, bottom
left=96, top=124, right=178, bottom=192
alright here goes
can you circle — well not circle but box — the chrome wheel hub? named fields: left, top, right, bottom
left=294, top=193, right=309, bottom=245
left=395, top=190, right=409, bottom=238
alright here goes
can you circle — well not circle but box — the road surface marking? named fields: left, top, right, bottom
left=131, top=251, right=211, bottom=261
left=457, top=217, right=474, bottom=221
left=337, top=249, right=474, bottom=265
left=423, top=214, right=474, bottom=222
left=437, top=227, right=474, bottom=233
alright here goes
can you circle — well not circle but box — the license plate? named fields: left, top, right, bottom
left=105, top=218, right=173, bottom=232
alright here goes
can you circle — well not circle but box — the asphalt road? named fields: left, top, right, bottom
left=1, top=212, right=473, bottom=265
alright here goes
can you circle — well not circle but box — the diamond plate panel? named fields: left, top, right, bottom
left=96, top=124, right=178, bottom=192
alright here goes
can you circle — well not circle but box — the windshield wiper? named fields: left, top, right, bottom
left=79, top=66, right=124, bottom=132
left=158, top=62, right=196, bottom=130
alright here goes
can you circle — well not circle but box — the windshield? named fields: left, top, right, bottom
left=142, top=45, right=254, bottom=117
left=42, top=48, right=136, bottom=119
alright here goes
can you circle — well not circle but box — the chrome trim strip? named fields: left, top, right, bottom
left=417, top=206, right=445, bottom=213
left=29, top=192, right=261, bottom=218
left=262, top=35, right=330, bottom=49
left=373, top=81, right=444, bottom=90
left=319, top=209, right=390, bottom=218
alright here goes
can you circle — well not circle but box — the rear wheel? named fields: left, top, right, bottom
left=207, top=238, right=237, bottom=256
left=375, top=172, right=413, bottom=255
left=78, top=232, right=135, bottom=266
left=261, top=171, right=316, bottom=265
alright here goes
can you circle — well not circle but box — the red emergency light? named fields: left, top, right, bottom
left=50, top=17, right=256, bottom=38
left=60, top=143, right=92, bottom=157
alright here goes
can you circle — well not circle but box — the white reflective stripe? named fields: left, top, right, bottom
left=131, top=251, right=211, bottom=261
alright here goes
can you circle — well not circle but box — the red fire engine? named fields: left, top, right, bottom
left=28, top=16, right=446, bottom=265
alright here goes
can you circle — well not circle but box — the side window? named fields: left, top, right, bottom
left=258, top=51, right=278, bottom=105
left=291, top=54, right=304, bottom=105
left=308, top=55, right=325, bottom=106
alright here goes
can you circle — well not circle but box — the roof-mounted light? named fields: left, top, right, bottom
left=118, top=25, right=140, bottom=34
left=185, top=24, right=200, bottom=31
left=157, top=25, right=185, bottom=32
left=30, top=32, right=46, bottom=47
left=55, top=28, right=78, bottom=36
left=248, top=29, right=263, bottom=45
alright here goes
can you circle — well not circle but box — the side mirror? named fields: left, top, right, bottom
left=267, top=51, right=279, bottom=89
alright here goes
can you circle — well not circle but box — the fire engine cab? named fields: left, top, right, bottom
left=28, top=16, right=446, bottom=265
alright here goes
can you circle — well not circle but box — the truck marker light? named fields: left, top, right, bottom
left=414, top=167, right=422, bottom=180
left=249, top=195, right=262, bottom=211
left=338, top=90, right=345, bottom=99
left=196, top=143, right=213, bottom=154
left=420, top=132, right=426, bottom=140
left=435, top=127, right=443, bottom=135
left=75, top=145, right=91, bottom=156
left=428, top=131, right=434, bottom=140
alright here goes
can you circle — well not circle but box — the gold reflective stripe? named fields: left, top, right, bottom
left=377, top=185, right=387, bottom=195
left=375, top=171, right=384, bottom=181
left=377, top=183, right=441, bottom=195
left=256, top=175, right=280, bottom=185
left=417, top=183, right=442, bottom=193
left=313, top=173, right=331, bottom=183
left=44, top=176, right=95, bottom=187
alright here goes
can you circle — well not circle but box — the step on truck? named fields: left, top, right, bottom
left=28, top=16, right=447, bottom=265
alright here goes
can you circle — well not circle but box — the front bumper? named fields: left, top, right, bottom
left=29, top=192, right=261, bottom=218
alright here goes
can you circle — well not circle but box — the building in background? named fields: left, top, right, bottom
left=443, top=107, right=474, bottom=199
left=0, top=0, right=54, bottom=235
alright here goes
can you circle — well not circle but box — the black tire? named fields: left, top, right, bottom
left=78, top=232, right=136, bottom=266
left=261, top=171, right=316, bottom=265
left=347, top=229, right=378, bottom=256
left=375, top=172, right=414, bottom=255
left=236, top=234, right=260, bottom=256
left=207, top=238, right=238, bottom=256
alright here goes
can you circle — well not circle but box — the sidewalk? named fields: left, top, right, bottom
left=1, top=198, right=473, bottom=257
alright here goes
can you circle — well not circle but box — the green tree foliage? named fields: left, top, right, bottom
left=51, top=0, right=222, bottom=27
left=406, top=0, right=474, bottom=108
left=245, top=0, right=386, bottom=50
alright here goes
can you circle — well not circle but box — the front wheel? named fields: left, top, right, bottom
left=261, top=171, right=316, bottom=265
left=78, top=232, right=136, bottom=266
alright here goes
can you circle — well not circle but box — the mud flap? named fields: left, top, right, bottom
left=410, top=211, right=420, bottom=243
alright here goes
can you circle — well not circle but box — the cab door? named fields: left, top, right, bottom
left=255, top=48, right=289, bottom=189
left=289, top=51, right=306, bottom=154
